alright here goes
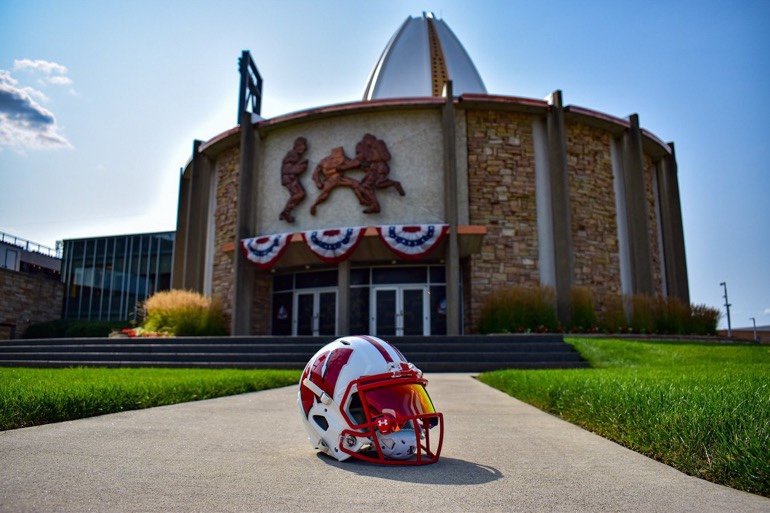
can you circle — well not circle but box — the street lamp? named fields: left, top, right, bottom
left=720, top=282, right=732, bottom=337
left=750, top=317, right=758, bottom=342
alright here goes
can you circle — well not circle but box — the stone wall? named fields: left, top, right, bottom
left=0, top=268, right=63, bottom=339
left=565, top=122, right=622, bottom=308
left=212, top=146, right=240, bottom=329
left=466, top=110, right=540, bottom=332
left=644, top=154, right=663, bottom=296
left=252, top=273, right=272, bottom=335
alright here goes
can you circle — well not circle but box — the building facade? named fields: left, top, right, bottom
left=172, top=13, right=688, bottom=337
left=61, top=232, right=174, bottom=321
left=0, top=232, right=62, bottom=338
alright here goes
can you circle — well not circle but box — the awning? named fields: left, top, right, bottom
left=225, top=225, right=486, bottom=271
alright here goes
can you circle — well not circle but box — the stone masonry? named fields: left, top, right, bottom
left=565, top=122, right=622, bottom=307
left=212, top=146, right=240, bottom=329
left=466, top=110, right=540, bottom=331
left=644, top=154, right=663, bottom=296
left=0, top=268, right=63, bottom=339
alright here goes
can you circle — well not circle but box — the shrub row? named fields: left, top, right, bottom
left=479, top=285, right=721, bottom=335
left=23, top=290, right=228, bottom=339
left=23, top=319, right=128, bottom=339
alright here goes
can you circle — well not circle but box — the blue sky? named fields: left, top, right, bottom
left=1, top=0, right=768, bottom=329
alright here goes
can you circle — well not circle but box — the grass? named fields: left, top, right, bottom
left=0, top=367, right=301, bottom=431
left=478, top=338, right=770, bottom=497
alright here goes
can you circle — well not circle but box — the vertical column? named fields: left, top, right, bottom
left=546, top=90, right=573, bottom=325
left=181, top=140, right=212, bottom=293
left=171, top=167, right=189, bottom=290
left=622, top=114, right=654, bottom=295
left=337, top=260, right=350, bottom=335
left=442, top=81, right=461, bottom=335
left=657, top=142, right=690, bottom=304
left=232, top=112, right=258, bottom=335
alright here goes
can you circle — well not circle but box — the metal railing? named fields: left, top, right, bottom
left=0, top=232, right=61, bottom=258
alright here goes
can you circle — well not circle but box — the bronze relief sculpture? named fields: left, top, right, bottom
left=348, top=133, right=405, bottom=214
left=279, top=137, right=308, bottom=223
left=279, top=133, right=405, bottom=220
left=310, top=146, right=367, bottom=216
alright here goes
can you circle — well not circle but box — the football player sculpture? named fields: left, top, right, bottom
left=298, top=335, right=443, bottom=465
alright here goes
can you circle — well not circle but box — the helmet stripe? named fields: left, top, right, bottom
left=359, top=335, right=403, bottom=362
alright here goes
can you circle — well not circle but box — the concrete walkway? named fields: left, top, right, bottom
left=1, top=374, right=768, bottom=512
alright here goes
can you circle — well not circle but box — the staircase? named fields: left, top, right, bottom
left=0, top=334, right=587, bottom=372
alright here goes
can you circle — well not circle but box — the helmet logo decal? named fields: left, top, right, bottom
left=300, top=347, right=353, bottom=415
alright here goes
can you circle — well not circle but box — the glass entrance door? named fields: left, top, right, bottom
left=371, top=286, right=428, bottom=336
left=294, top=289, right=337, bottom=336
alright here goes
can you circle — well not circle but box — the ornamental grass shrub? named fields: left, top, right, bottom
left=142, top=290, right=227, bottom=336
left=478, top=285, right=558, bottom=333
left=570, top=287, right=598, bottom=332
left=480, top=286, right=721, bottom=336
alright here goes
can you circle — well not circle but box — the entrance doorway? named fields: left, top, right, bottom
left=371, top=286, right=429, bottom=336
left=294, top=289, right=337, bottom=336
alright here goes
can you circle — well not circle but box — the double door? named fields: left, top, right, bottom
left=291, top=285, right=431, bottom=337
left=294, top=289, right=337, bottom=336
left=371, top=286, right=429, bottom=336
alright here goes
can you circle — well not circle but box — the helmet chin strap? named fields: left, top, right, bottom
left=303, top=378, right=333, bottom=405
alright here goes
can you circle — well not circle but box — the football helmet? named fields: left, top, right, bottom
left=297, top=335, right=443, bottom=465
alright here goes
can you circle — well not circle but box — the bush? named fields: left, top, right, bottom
left=598, top=294, right=628, bottom=333
left=480, top=288, right=721, bottom=337
left=479, top=285, right=558, bottom=333
left=142, top=290, right=227, bottom=336
left=23, top=320, right=128, bottom=339
left=22, top=319, right=72, bottom=339
left=629, top=294, right=656, bottom=334
left=570, top=287, right=598, bottom=332
left=687, top=304, right=721, bottom=336
left=65, top=321, right=128, bottom=338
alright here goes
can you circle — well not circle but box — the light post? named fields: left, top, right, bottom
left=750, top=317, right=758, bottom=342
left=720, top=282, right=732, bottom=337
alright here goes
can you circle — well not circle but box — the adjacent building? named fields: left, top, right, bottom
left=0, top=232, right=62, bottom=339
left=61, top=232, right=175, bottom=322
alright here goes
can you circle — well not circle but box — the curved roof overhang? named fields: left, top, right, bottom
left=187, top=93, right=672, bottom=175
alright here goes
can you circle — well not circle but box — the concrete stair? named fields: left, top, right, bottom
left=0, top=334, right=588, bottom=372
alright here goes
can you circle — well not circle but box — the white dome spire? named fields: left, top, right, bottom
left=363, top=12, right=487, bottom=100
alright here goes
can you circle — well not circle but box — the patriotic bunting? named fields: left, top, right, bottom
left=377, top=224, right=449, bottom=260
left=242, top=224, right=449, bottom=268
left=241, top=233, right=292, bottom=270
left=302, top=227, right=366, bottom=264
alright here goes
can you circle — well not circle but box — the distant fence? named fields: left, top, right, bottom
left=0, top=232, right=60, bottom=258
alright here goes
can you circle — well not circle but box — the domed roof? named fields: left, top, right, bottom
left=363, top=12, right=487, bottom=100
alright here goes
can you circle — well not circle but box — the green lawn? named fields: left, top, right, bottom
left=0, top=367, right=301, bottom=431
left=478, top=338, right=770, bottom=497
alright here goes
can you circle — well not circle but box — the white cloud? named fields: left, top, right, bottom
left=47, top=75, right=73, bottom=86
left=0, top=69, right=73, bottom=150
left=764, top=308, right=770, bottom=316
left=13, top=58, right=75, bottom=91
left=13, top=59, right=69, bottom=76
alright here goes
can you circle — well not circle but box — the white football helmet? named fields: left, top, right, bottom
left=297, top=335, right=443, bottom=465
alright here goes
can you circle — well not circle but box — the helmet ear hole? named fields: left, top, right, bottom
left=347, top=392, right=366, bottom=425
left=312, top=415, right=329, bottom=431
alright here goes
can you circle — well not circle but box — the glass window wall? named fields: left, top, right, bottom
left=61, top=232, right=175, bottom=321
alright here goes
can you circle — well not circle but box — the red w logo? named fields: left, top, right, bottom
left=300, top=347, right=353, bottom=415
